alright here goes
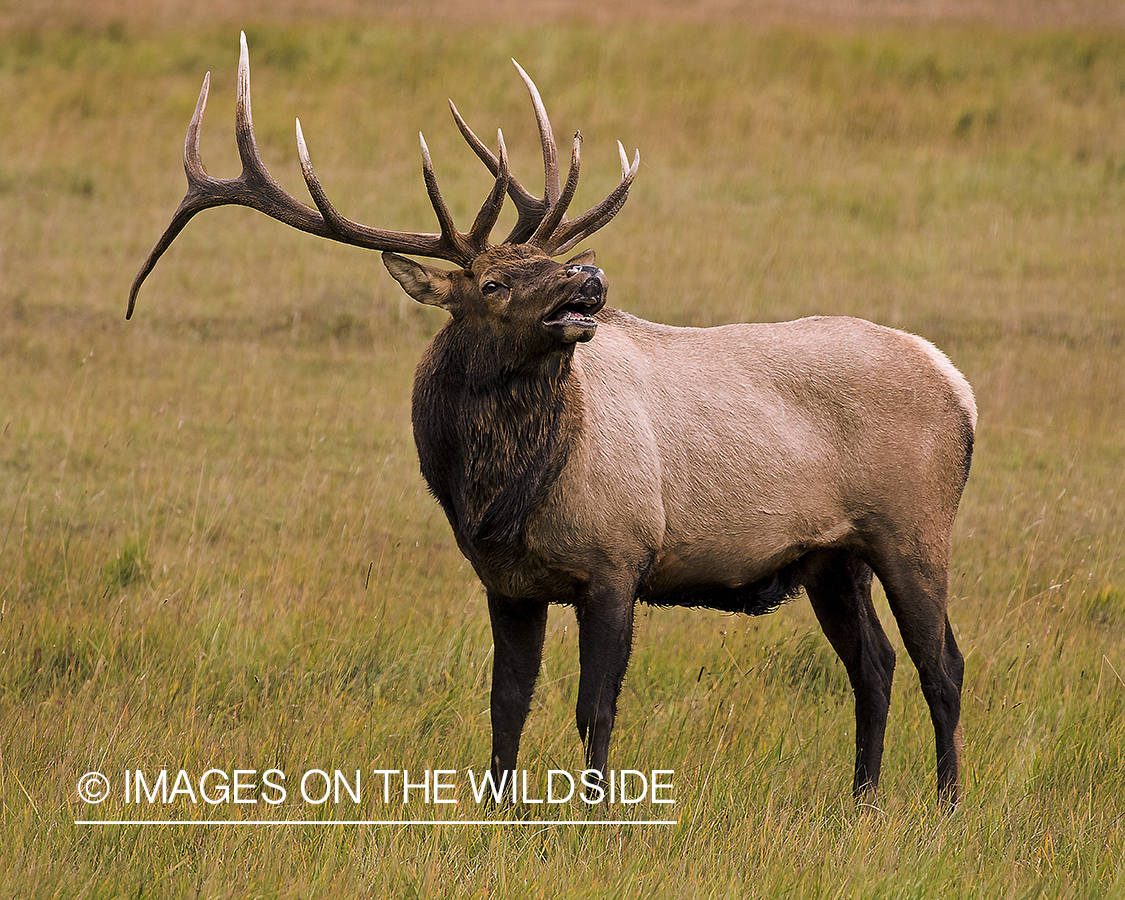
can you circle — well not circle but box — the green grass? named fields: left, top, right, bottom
left=2, top=13, right=1124, bottom=899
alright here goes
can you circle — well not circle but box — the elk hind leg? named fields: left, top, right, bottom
left=804, top=550, right=896, bottom=800
left=873, top=549, right=964, bottom=807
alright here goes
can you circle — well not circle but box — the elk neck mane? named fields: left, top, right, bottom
left=411, top=317, right=584, bottom=580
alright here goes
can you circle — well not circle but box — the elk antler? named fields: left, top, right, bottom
left=449, top=59, right=640, bottom=257
left=127, top=32, right=511, bottom=318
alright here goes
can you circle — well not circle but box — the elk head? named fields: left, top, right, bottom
left=127, top=32, right=639, bottom=360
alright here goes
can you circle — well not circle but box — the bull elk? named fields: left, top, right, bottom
left=129, top=34, right=976, bottom=806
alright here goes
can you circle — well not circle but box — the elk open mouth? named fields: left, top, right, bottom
left=544, top=266, right=607, bottom=343
left=543, top=300, right=602, bottom=339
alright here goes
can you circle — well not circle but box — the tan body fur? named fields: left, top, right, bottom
left=526, top=311, right=975, bottom=605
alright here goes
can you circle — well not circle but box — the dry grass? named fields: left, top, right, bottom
left=4, top=0, right=1125, bottom=31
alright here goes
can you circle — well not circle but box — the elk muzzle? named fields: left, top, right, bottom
left=543, top=265, right=607, bottom=344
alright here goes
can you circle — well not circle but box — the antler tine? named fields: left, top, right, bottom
left=127, top=71, right=215, bottom=318
left=530, top=132, right=581, bottom=246
left=297, top=121, right=508, bottom=266
left=449, top=60, right=572, bottom=246
left=419, top=132, right=473, bottom=262
left=129, top=32, right=340, bottom=318
left=447, top=59, right=640, bottom=259
left=535, top=141, right=640, bottom=257
left=129, top=33, right=509, bottom=318
left=502, top=59, right=642, bottom=253
left=449, top=99, right=545, bottom=238
left=467, top=130, right=511, bottom=250
left=418, top=128, right=512, bottom=261
left=511, top=59, right=562, bottom=209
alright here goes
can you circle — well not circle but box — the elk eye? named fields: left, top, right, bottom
left=481, top=280, right=505, bottom=295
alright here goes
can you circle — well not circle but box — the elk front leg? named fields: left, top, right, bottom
left=575, top=585, right=636, bottom=777
left=488, top=591, right=548, bottom=784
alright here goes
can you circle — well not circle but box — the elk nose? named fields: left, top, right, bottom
left=568, top=264, right=606, bottom=300
left=578, top=274, right=603, bottom=299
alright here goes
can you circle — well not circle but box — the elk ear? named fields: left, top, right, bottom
left=565, top=249, right=596, bottom=267
left=382, top=252, right=455, bottom=309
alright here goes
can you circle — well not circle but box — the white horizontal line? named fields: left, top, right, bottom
left=76, top=819, right=677, bottom=827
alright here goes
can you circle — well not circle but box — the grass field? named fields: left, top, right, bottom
left=2, top=3, right=1124, bottom=897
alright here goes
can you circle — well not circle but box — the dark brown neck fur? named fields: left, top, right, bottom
left=411, top=320, right=581, bottom=581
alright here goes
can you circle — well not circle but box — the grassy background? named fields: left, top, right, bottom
left=2, top=3, right=1124, bottom=897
